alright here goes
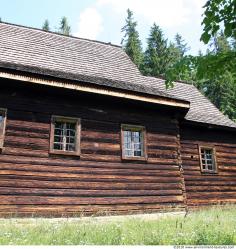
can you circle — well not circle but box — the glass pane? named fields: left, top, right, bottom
left=54, top=136, right=62, bottom=143
left=133, top=131, right=141, bottom=143
left=124, top=131, right=132, bottom=150
left=0, top=115, right=3, bottom=129
left=54, top=143, right=62, bottom=150
left=66, top=144, right=75, bottom=151
left=134, top=143, right=141, bottom=150
left=125, top=149, right=132, bottom=157
left=55, top=121, right=63, bottom=129
left=134, top=151, right=141, bottom=157
left=53, top=120, right=77, bottom=152
left=123, top=128, right=144, bottom=158
left=201, top=148, right=215, bottom=171
left=55, top=128, right=63, bottom=136
left=208, top=165, right=213, bottom=170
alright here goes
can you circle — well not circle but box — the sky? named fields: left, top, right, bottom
left=0, top=0, right=208, bottom=55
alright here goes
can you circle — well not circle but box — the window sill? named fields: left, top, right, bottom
left=201, top=171, right=218, bottom=175
left=122, top=156, right=148, bottom=162
left=49, top=150, right=80, bottom=157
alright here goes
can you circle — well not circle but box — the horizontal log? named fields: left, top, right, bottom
left=6, top=130, right=49, bottom=140
left=0, top=195, right=184, bottom=205
left=0, top=178, right=182, bottom=190
left=2, top=147, right=49, bottom=158
left=187, top=198, right=236, bottom=205
left=0, top=187, right=182, bottom=197
left=186, top=185, right=236, bottom=192
left=0, top=162, right=181, bottom=177
left=81, top=141, right=120, bottom=151
left=0, top=170, right=181, bottom=183
left=184, top=180, right=236, bottom=186
left=189, top=191, right=236, bottom=198
left=7, top=119, right=49, bottom=132
left=0, top=203, right=185, bottom=214
left=0, top=154, right=179, bottom=170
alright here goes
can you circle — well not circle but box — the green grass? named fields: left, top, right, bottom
left=0, top=206, right=236, bottom=245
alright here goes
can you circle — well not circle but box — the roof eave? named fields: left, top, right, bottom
left=182, top=119, right=236, bottom=132
left=0, top=68, right=190, bottom=110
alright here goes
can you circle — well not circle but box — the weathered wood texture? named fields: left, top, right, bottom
left=180, top=125, right=236, bottom=207
left=0, top=79, right=185, bottom=216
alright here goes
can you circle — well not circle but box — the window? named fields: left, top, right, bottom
left=0, top=109, right=7, bottom=149
left=121, top=124, right=147, bottom=160
left=199, top=146, right=217, bottom=173
left=50, top=116, right=81, bottom=156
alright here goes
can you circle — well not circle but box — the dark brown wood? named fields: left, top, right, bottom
left=0, top=79, right=186, bottom=216
left=180, top=125, right=236, bottom=207
left=1, top=78, right=236, bottom=216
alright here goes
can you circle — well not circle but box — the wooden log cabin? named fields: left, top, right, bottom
left=0, top=22, right=235, bottom=216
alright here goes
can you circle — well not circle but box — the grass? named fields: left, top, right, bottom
left=0, top=206, right=236, bottom=245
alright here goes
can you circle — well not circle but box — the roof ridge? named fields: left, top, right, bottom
left=0, top=21, right=122, bottom=48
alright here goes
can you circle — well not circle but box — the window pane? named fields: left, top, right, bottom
left=54, top=143, right=62, bottom=150
left=53, top=120, right=77, bottom=152
left=200, top=148, right=215, bottom=172
left=134, top=143, right=141, bottom=150
left=54, top=136, right=62, bottom=143
left=125, top=149, right=132, bottom=157
left=123, top=127, right=144, bottom=158
left=208, top=165, right=213, bottom=170
left=134, top=151, right=141, bottom=157
left=0, top=115, right=3, bottom=130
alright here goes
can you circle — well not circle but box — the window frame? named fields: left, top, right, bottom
left=50, top=115, right=81, bottom=156
left=0, top=108, right=7, bottom=149
left=121, top=124, right=147, bottom=161
left=198, top=145, right=217, bottom=174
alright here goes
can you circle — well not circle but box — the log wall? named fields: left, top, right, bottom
left=0, top=79, right=186, bottom=216
left=180, top=125, right=236, bottom=207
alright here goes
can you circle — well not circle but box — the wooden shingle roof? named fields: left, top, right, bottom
left=0, top=22, right=235, bottom=129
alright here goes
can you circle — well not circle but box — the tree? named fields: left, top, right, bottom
left=210, top=30, right=231, bottom=53
left=175, top=33, right=190, bottom=57
left=166, top=0, right=236, bottom=87
left=143, top=23, right=170, bottom=76
left=201, top=32, right=236, bottom=120
left=58, top=16, right=71, bottom=36
left=42, top=19, right=50, bottom=31
left=121, top=9, right=143, bottom=69
left=201, top=0, right=236, bottom=44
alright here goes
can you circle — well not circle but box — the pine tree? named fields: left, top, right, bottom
left=174, top=33, right=190, bottom=57
left=42, top=19, right=50, bottom=31
left=58, top=16, right=71, bottom=36
left=121, top=9, right=143, bottom=69
left=143, top=23, right=169, bottom=76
